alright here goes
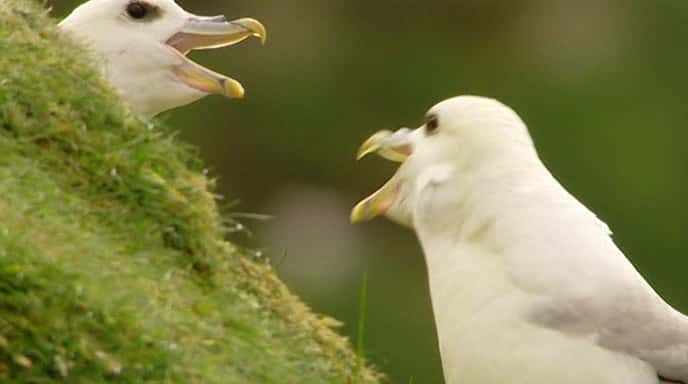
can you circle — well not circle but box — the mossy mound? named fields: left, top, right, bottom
left=0, top=1, right=381, bottom=383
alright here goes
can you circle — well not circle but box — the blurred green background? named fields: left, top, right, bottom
left=51, top=1, right=688, bottom=382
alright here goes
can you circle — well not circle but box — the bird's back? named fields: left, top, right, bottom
left=416, top=162, right=688, bottom=383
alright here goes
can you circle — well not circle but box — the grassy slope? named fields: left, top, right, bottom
left=0, top=1, right=381, bottom=383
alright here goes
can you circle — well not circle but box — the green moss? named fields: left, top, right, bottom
left=0, top=1, right=382, bottom=382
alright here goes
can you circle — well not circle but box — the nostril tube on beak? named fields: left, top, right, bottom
left=207, top=15, right=227, bottom=23
left=188, top=15, right=228, bottom=24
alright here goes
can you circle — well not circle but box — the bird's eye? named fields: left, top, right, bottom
left=126, top=1, right=148, bottom=19
left=425, top=115, right=439, bottom=135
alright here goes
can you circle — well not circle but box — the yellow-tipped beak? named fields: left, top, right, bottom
left=351, top=178, right=400, bottom=223
left=352, top=128, right=415, bottom=223
left=167, top=16, right=267, bottom=99
left=174, top=52, right=245, bottom=98
left=230, top=18, right=268, bottom=45
left=356, top=129, right=412, bottom=162
left=168, top=17, right=267, bottom=54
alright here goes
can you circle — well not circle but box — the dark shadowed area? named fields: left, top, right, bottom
left=50, top=1, right=688, bottom=382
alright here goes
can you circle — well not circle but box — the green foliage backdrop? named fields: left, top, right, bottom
left=38, top=0, right=688, bottom=382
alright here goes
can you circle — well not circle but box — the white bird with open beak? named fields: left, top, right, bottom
left=352, top=96, right=688, bottom=384
left=59, top=0, right=267, bottom=116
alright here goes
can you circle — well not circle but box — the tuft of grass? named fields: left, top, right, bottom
left=0, top=0, right=383, bottom=383
left=355, top=273, right=369, bottom=384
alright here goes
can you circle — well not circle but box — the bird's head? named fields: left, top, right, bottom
left=351, top=96, right=537, bottom=229
left=59, top=0, right=267, bottom=116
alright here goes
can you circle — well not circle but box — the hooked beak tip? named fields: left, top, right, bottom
left=356, top=143, right=378, bottom=161
left=355, top=129, right=413, bottom=163
left=232, top=18, right=267, bottom=45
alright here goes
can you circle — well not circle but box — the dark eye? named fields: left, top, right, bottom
left=126, top=1, right=148, bottom=19
left=425, top=115, right=439, bottom=135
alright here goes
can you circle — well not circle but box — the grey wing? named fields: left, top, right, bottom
left=531, top=263, right=688, bottom=383
left=514, top=177, right=688, bottom=381
left=602, top=305, right=688, bottom=383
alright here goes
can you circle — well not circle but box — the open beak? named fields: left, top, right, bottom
left=166, top=16, right=267, bottom=99
left=356, top=128, right=413, bottom=162
left=351, top=175, right=402, bottom=223
left=351, top=128, right=414, bottom=223
left=167, top=17, right=267, bottom=54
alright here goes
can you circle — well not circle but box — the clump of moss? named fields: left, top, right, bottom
left=0, top=1, right=381, bottom=382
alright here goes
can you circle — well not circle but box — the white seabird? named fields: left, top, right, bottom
left=59, top=0, right=267, bottom=116
left=352, top=96, right=688, bottom=384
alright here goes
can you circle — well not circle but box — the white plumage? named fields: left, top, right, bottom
left=353, top=96, right=688, bottom=384
left=59, top=0, right=266, bottom=116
